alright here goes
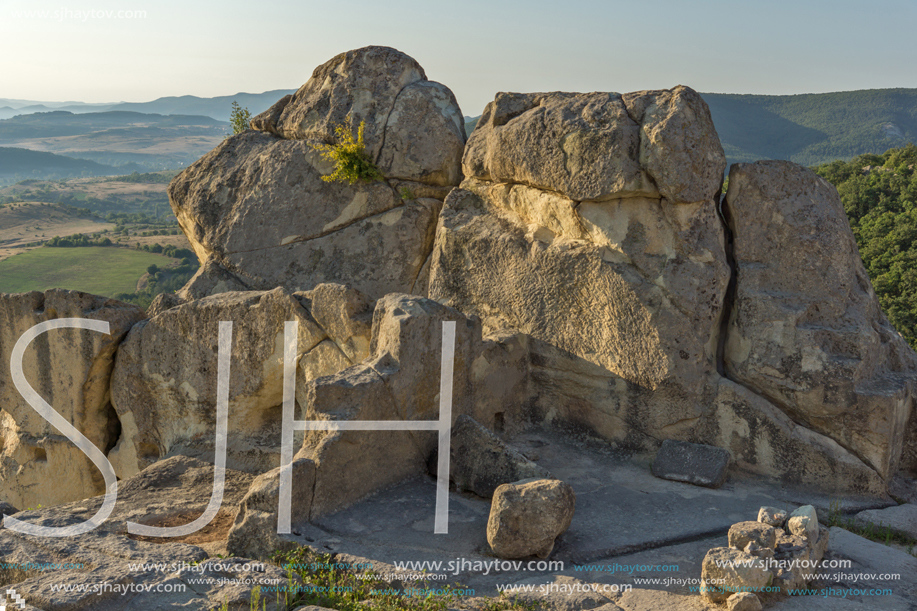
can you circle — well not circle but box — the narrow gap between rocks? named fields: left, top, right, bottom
left=714, top=184, right=737, bottom=377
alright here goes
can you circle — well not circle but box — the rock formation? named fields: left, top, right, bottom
left=2, top=48, right=917, bottom=610
left=0, top=290, right=144, bottom=509
left=168, top=46, right=465, bottom=299
left=724, top=160, right=917, bottom=480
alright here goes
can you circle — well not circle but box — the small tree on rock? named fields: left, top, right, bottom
left=229, top=101, right=252, bottom=136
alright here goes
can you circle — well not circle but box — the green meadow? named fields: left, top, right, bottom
left=0, top=246, right=174, bottom=297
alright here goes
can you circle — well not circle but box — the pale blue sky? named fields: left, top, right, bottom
left=2, top=0, right=915, bottom=117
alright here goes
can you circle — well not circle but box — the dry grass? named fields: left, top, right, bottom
left=0, top=201, right=114, bottom=260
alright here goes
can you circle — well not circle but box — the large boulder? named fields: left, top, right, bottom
left=700, top=547, right=772, bottom=604
left=463, top=87, right=725, bottom=203
left=430, top=87, right=897, bottom=495
left=169, top=46, right=465, bottom=300
left=486, top=478, right=576, bottom=559
left=723, top=160, right=917, bottom=479
left=430, top=140, right=730, bottom=453
left=226, top=457, right=315, bottom=560
left=293, top=293, right=532, bottom=519
left=0, top=290, right=144, bottom=509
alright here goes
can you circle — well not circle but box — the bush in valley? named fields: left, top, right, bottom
left=104, top=171, right=177, bottom=184
left=113, top=252, right=199, bottom=311
left=45, top=234, right=112, bottom=247
left=814, top=143, right=917, bottom=348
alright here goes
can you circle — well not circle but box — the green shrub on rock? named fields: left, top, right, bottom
left=312, top=119, right=383, bottom=185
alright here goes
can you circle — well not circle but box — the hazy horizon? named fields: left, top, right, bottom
left=2, top=0, right=915, bottom=118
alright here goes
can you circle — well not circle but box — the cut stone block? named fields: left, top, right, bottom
left=651, top=439, right=731, bottom=488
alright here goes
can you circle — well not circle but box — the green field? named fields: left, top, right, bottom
left=0, top=247, right=174, bottom=296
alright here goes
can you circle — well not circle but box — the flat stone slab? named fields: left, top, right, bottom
left=817, top=527, right=917, bottom=608
left=311, top=430, right=888, bottom=573
left=651, top=440, right=730, bottom=488
left=854, top=503, right=917, bottom=540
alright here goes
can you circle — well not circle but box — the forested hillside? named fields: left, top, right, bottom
left=706, top=89, right=917, bottom=167
left=814, top=144, right=917, bottom=348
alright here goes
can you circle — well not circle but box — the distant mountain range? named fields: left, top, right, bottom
left=3, top=87, right=915, bottom=182
left=0, top=91, right=295, bottom=122
left=465, top=88, right=917, bottom=169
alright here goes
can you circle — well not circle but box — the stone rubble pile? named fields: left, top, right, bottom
left=701, top=504, right=830, bottom=607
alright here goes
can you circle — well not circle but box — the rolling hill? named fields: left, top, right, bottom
left=0, top=111, right=230, bottom=171
left=704, top=88, right=917, bottom=167
left=0, top=147, right=132, bottom=184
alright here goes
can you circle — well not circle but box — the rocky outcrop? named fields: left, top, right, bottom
left=298, top=294, right=484, bottom=518
left=169, top=46, right=464, bottom=300
left=429, top=87, right=731, bottom=459
left=175, top=256, right=249, bottom=300
left=701, top=547, right=772, bottom=604
left=463, top=87, right=725, bottom=203
left=226, top=457, right=315, bottom=560
left=703, top=505, right=830, bottom=602
left=110, top=288, right=328, bottom=478
left=0, top=456, right=292, bottom=610
left=0, top=290, right=144, bottom=509
left=724, top=160, right=917, bottom=480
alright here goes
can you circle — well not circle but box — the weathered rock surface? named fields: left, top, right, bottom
left=227, top=457, right=315, bottom=560
left=786, top=504, right=819, bottom=541
left=249, top=93, right=292, bottom=136
left=145, top=292, right=186, bottom=318
left=728, top=521, right=777, bottom=551
left=298, top=294, right=483, bottom=518
left=273, top=46, right=423, bottom=159
left=487, top=478, right=575, bottom=559
left=429, top=87, right=901, bottom=495
left=706, top=377, right=887, bottom=495
left=463, top=87, right=724, bottom=203
left=724, top=160, right=917, bottom=479
left=700, top=547, right=772, bottom=604
left=727, top=592, right=763, bottom=611
left=888, top=474, right=917, bottom=504
left=428, top=181, right=729, bottom=452
left=0, top=290, right=145, bottom=509
left=0, top=456, right=292, bottom=610
left=448, top=414, right=551, bottom=497
left=757, top=506, right=787, bottom=528
left=170, top=46, right=465, bottom=300
left=651, top=439, right=731, bottom=488
left=110, top=288, right=327, bottom=478
left=175, top=256, right=249, bottom=301
left=377, top=80, right=466, bottom=187
left=297, top=283, right=374, bottom=363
